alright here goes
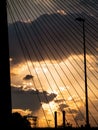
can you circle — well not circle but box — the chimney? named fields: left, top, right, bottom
left=62, top=110, right=66, bottom=128
left=54, top=111, right=57, bottom=128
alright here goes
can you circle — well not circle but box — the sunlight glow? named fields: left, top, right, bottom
left=10, top=54, right=98, bottom=127
left=57, top=9, right=67, bottom=15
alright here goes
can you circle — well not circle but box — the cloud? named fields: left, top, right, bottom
left=23, top=74, right=34, bottom=80
left=40, top=91, right=57, bottom=103
left=57, top=10, right=67, bottom=15
left=66, top=107, right=85, bottom=122
left=68, top=109, right=78, bottom=114
left=58, top=103, right=69, bottom=111
left=12, top=108, right=32, bottom=116
left=80, top=0, right=98, bottom=8
left=79, top=0, right=98, bottom=16
left=8, top=12, right=98, bottom=65
left=54, top=99, right=65, bottom=103
left=11, top=86, right=57, bottom=113
left=74, top=112, right=84, bottom=121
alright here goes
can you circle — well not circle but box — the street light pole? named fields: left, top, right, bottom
left=75, top=17, right=89, bottom=127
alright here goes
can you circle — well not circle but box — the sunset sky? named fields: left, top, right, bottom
left=7, top=0, right=98, bottom=128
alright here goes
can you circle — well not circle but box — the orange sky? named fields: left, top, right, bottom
left=8, top=0, right=98, bottom=128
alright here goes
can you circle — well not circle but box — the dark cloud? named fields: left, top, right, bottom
left=74, top=112, right=84, bottom=121
left=11, top=86, right=57, bottom=113
left=66, top=108, right=84, bottom=121
left=8, top=12, right=98, bottom=65
left=40, top=91, right=57, bottom=103
left=68, top=109, right=78, bottom=114
left=58, top=103, right=69, bottom=111
left=79, top=0, right=98, bottom=17
left=54, top=99, right=65, bottom=103
left=23, top=74, right=34, bottom=80
left=80, top=0, right=98, bottom=7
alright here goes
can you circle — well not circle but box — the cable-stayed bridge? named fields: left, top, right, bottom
left=6, top=0, right=98, bottom=128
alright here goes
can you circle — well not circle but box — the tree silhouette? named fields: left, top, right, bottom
left=11, top=112, right=31, bottom=129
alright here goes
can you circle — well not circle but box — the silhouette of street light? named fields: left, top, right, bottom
left=75, top=17, right=90, bottom=127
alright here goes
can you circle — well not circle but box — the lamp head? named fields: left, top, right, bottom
left=75, top=17, right=85, bottom=22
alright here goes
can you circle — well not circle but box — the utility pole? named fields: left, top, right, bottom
left=0, top=0, right=12, bottom=128
left=75, top=17, right=89, bottom=127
